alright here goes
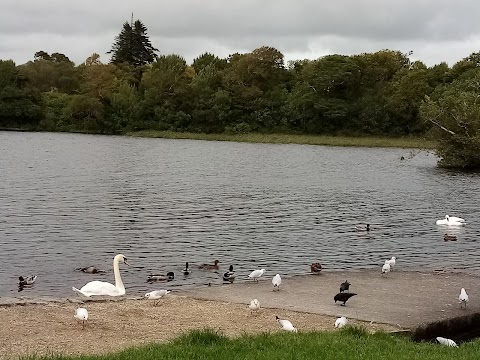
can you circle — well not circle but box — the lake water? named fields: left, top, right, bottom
left=0, top=131, right=479, bottom=298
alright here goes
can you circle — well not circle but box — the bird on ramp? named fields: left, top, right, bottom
left=145, top=290, right=171, bottom=306
left=459, top=288, right=469, bottom=309
left=74, top=307, right=89, bottom=329
left=272, top=274, right=282, bottom=291
left=334, top=292, right=357, bottom=306
left=248, top=269, right=266, bottom=282
left=436, top=337, right=458, bottom=347
left=340, top=280, right=350, bottom=293
left=334, top=316, right=348, bottom=328
left=382, top=261, right=391, bottom=276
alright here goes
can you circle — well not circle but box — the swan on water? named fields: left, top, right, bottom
left=72, top=254, right=129, bottom=297
left=436, top=215, right=465, bottom=226
left=276, top=316, right=297, bottom=332
left=74, top=307, right=89, bottom=329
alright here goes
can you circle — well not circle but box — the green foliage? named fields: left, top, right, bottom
left=22, top=328, right=480, bottom=360
left=420, top=71, right=480, bottom=168
left=0, top=60, right=43, bottom=128
left=108, top=20, right=158, bottom=67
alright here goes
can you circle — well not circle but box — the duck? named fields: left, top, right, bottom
left=222, top=265, right=236, bottom=283
left=18, top=275, right=37, bottom=286
left=147, top=271, right=175, bottom=282
left=355, top=224, right=370, bottom=231
left=198, top=260, right=220, bottom=270
left=77, top=266, right=106, bottom=274
left=436, top=215, right=465, bottom=226
left=72, top=254, right=129, bottom=297
left=310, top=263, right=322, bottom=274
left=182, top=262, right=191, bottom=275
left=444, top=234, right=458, bottom=241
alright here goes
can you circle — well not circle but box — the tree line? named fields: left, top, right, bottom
left=1, top=19, right=479, bottom=168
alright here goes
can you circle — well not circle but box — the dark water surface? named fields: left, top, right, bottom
left=0, top=131, right=479, bottom=298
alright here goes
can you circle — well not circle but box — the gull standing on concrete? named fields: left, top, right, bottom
left=459, top=288, right=469, bottom=309
left=74, top=307, right=89, bottom=329
left=145, top=290, right=171, bottom=306
left=386, top=256, right=396, bottom=270
left=276, top=316, right=297, bottom=332
left=272, top=274, right=282, bottom=291
left=334, top=316, right=348, bottom=328
left=382, top=260, right=391, bottom=276
left=248, top=269, right=266, bottom=282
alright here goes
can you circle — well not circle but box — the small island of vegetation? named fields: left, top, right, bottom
left=1, top=18, right=479, bottom=168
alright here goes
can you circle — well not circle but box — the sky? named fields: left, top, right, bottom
left=2, top=0, right=480, bottom=67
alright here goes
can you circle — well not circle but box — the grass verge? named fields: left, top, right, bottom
left=25, top=327, right=477, bottom=360
left=129, top=130, right=436, bottom=149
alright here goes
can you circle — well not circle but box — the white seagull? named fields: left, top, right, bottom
left=248, top=269, right=266, bottom=282
left=276, top=316, right=297, bottom=332
left=334, top=316, right=348, bottom=328
left=145, top=290, right=171, bottom=306
left=272, top=274, right=282, bottom=291
left=436, top=337, right=458, bottom=347
left=382, top=260, right=391, bottom=276
left=74, top=307, right=89, bottom=329
left=248, top=299, right=261, bottom=314
left=386, top=257, right=396, bottom=270
left=459, top=288, right=469, bottom=309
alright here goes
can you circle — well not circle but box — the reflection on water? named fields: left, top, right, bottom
left=0, top=131, right=479, bottom=298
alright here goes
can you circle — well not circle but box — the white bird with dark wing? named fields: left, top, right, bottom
left=276, top=316, right=297, bottom=332
left=334, top=316, right=348, bottom=328
left=248, top=269, right=266, bottom=282
left=145, top=290, right=171, bottom=306
left=248, top=299, right=260, bottom=314
left=459, top=288, right=469, bottom=309
left=74, top=307, right=89, bottom=329
left=382, top=260, right=391, bottom=276
left=18, top=275, right=37, bottom=287
left=272, top=274, right=282, bottom=291
left=436, top=337, right=458, bottom=347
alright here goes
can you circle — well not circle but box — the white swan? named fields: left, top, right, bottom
left=436, top=215, right=465, bottom=226
left=72, top=254, right=129, bottom=297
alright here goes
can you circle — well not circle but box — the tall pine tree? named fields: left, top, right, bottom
left=108, top=19, right=158, bottom=67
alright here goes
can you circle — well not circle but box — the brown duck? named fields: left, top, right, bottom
left=199, top=260, right=220, bottom=270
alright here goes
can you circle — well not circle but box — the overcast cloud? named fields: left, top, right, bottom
left=1, top=0, right=479, bottom=66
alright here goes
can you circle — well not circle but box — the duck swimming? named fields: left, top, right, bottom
left=198, top=260, right=220, bottom=270
left=182, top=262, right=191, bottom=275
left=77, top=266, right=106, bottom=274
left=444, top=234, right=458, bottom=241
left=310, top=263, right=322, bottom=274
left=147, top=271, right=175, bottom=282
left=18, top=275, right=37, bottom=287
left=222, top=265, right=236, bottom=283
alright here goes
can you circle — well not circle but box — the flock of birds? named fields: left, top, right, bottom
left=17, top=214, right=470, bottom=345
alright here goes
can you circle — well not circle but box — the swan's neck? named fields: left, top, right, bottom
left=113, top=257, right=125, bottom=294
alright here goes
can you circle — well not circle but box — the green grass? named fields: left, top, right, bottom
left=129, top=130, right=436, bottom=149
left=25, top=328, right=479, bottom=360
